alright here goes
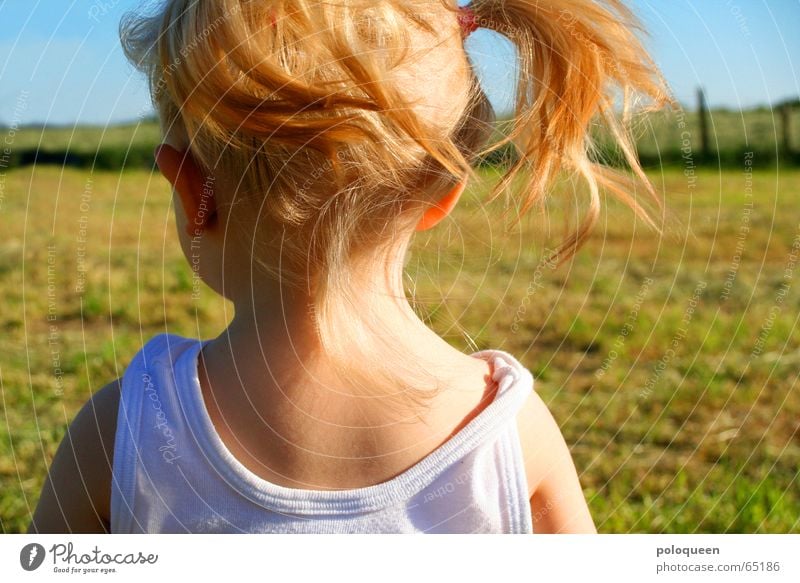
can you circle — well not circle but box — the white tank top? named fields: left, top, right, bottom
left=110, top=333, right=536, bottom=533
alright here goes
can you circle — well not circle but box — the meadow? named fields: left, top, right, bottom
left=0, top=157, right=798, bottom=533
left=4, top=103, right=799, bottom=170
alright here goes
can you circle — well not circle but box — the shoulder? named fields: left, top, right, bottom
left=75, top=377, right=122, bottom=447
left=28, top=379, right=121, bottom=533
left=514, top=388, right=566, bottom=495
left=514, top=387, right=597, bottom=533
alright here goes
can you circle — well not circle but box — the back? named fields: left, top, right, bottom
left=111, top=334, right=535, bottom=533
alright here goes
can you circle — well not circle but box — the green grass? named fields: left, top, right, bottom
left=621, top=106, right=800, bottom=162
left=6, top=104, right=800, bottom=171
left=0, top=163, right=798, bottom=533
left=9, top=120, right=161, bottom=155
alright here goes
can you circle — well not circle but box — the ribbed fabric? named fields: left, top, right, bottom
left=110, top=333, right=536, bottom=533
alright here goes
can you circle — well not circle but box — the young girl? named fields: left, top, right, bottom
left=30, top=0, right=668, bottom=533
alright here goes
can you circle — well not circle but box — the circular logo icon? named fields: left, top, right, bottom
left=20, top=543, right=46, bottom=571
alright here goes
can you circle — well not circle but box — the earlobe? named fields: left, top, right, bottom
left=154, top=144, right=217, bottom=238
left=415, top=181, right=467, bottom=232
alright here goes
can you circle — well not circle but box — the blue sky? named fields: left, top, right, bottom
left=0, top=0, right=797, bottom=126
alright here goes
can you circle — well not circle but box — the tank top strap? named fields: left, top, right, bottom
left=110, top=333, right=198, bottom=533
left=459, top=348, right=536, bottom=443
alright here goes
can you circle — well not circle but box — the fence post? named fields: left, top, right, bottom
left=697, top=87, right=710, bottom=159
left=781, top=103, right=792, bottom=156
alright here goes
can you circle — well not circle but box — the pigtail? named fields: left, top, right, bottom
left=465, top=0, right=673, bottom=262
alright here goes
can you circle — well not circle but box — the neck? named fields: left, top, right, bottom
left=205, top=244, right=477, bottom=405
left=195, top=246, right=497, bottom=486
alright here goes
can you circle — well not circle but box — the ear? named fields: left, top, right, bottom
left=154, top=144, right=217, bottom=238
left=415, top=180, right=467, bottom=232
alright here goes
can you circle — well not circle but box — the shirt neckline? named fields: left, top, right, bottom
left=176, top=337, right=534, bottom=516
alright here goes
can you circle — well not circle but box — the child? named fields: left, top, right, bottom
left=29, top=0, right=668, bottom=533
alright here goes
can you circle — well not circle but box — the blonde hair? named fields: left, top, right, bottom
left=121, top=0, right=670, bottom=406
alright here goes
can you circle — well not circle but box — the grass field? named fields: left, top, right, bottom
left=0, top=160, right=798, bottom=533
left=5, top=104, right=800, bottom=170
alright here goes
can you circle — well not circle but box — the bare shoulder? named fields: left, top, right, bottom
left=28, top=379, right=121, bottom=534
left=515, top=388, right=567, bottom=494
left=515, top=388, right=597, bottom=533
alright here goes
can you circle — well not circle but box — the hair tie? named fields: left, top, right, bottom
left=457, top=6, right=479, bottom=38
